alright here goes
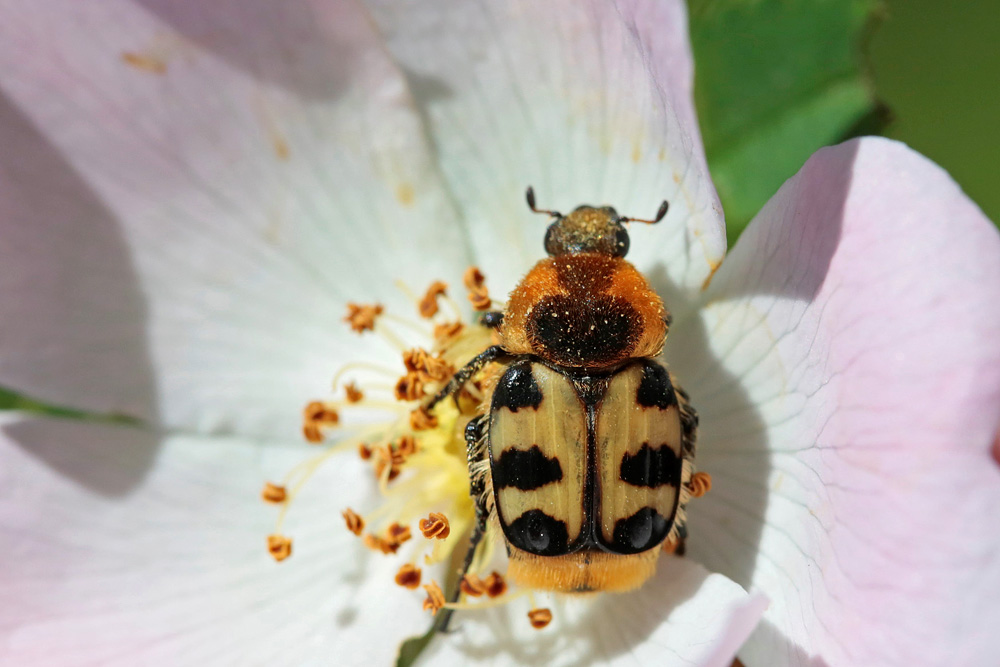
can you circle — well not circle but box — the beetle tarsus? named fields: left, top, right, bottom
left=425, top=345, right=509, bottom=411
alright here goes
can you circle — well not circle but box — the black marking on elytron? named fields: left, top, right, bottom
left=611, top=507, right=670, bottom=554
left=492, top=360, right=543, bottom=412
left=506, top=509, right=569, bottom=556
left=528, top=294, right=639, bottom=366
left=636, top=361, right=677, bottom=409
left=619, top=443, right=681, bottom=488
left=493, top=445, right=563, bottom=491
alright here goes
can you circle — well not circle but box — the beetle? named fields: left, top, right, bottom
left=424, top=187, right=698, bottom=606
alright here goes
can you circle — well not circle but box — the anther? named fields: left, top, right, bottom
left=343, top=302, right=384, bottom=333
left=410, top=406, right=439, bottom=431
left=689, top=471, right=712, bottom=498
left=342, top=508, right=365, bottom=536
left=418, top=281, right=448, bottom=319
left=387, top=522, right=412, bottom=547
left=395, top=564, right=423, bottom=589
left=363, top=533, right=397, bottom=554
left=396, top=435, right=418, bottom=458
left=484, top=571, right=507, bottom=598
left=267, top=534, right=293, bottom=562
left=418, top=512, right=451, bottom=540
left=460, top=574, right=487, bottom=597
left=422, top=581, right=446, bottom=615
left=358, top=443, right=373, bottom=460
left=261, top=482, right=287, bottom=504
left=395, top=372, right=425, bottom=401
left=528, top=608, right=553, bottom=629
left=433, top=321, right=464, bottom=342
left=344, top=381, right=364, bottom=403
left=463, top=266, right=492, bottom=311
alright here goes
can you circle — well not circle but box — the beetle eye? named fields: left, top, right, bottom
left=614, top=226, right=630, bottom=258
left=544, top=223, right=560, bottom=256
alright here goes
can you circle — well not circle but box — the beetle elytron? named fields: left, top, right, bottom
left=425, top=188, right=698, bottom=602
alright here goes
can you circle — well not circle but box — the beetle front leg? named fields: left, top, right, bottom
left=424, top=345, right=509, bottom=411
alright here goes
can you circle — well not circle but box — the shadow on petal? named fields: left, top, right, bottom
left=136, top=0, right=359, bottom=101
left=0, top=92, right=158, bottom=495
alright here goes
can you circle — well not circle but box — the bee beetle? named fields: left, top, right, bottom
left=426, top=188, right=698, bottom=602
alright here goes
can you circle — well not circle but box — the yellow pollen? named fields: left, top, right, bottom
left=689, top=471, right=712, bottom=498
left=418, top=281, right=448, bottom=319
left=528, top=607, right=553, bottom=629
left=342, top=508, right=364, bottom=536
left=261, top=482, right=287, bottom=504
left=419, top=512, right=451, bottom=540
left=267, top=534, right=293, bottom=562
left=395, top=564, right=423, bottom=589
left=422, top=581, right=446, bottom=615
left=344, top=302, right=384, bottom=333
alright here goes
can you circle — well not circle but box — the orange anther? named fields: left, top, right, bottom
left=433, top=321, right=464, bottom=342
left=395, top=564, right=422, bottom=589
left=410, top=406, right=438, bottom=431
left=358, top=443, right=373, bottom=460
left=460, top=574, right=487, bottom=597
left=422, top=581, right=446, bottom=615
left=484, top=571, right=507, bottom=598
left=387, top=522, right=412, bottom=547
left=342, top=508, right=364, bottom=536
left=689, top=471, right=712, bottom=498
left=528, top=607, right=553, bottom=629
left=267, top=534, right=293, bottom=562
left=418, top=281, right=448, bottom=319
left=418, top=512, right=451, bottom=540
left=344, top=381, right=364, bottom=403
left=261, top=482, right=287, bottom=504
left=344, top=302, right=384, bottom=333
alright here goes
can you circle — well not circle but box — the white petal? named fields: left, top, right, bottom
left=365, top=0, right=726, bottom=307
left=425, top=557, right=766, bottom=667
left=668, top=138, right=1000, bottom=665
left=0, top=0, right=470, bottom=436
left=0, top=415, right=428, bottom=664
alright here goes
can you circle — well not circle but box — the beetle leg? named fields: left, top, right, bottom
left=438, top=415, right=490, bottom=633
left=425, top=344, right=509, bottom=411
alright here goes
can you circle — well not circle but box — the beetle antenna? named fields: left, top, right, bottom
left=525, top=186, right=561, bottom=218
left=620, top=200, right=669, bottom=225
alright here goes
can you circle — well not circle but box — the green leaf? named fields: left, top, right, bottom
left=689, top=0, right=882, bottom=239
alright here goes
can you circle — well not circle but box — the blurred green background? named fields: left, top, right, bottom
left=870, top=0, right=999, bottom=228
left=690, top=0, right=1000, bottom=241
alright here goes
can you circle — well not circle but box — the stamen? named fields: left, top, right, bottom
left=422, top=581, right=446, bottom=615
left=261, top=482, right=287, bottom=504
left=363, top=533, right=398, bottom=555
left=433, top=321, right=464, bottom=343
left=358, top=443, right=373, bottom=460
left=460, top=574, right=487, bottom=597
left=267, top=534, right=293, bottom=562
left=395, top=372, right=425, bottom=401
left=395, top=564, right=423, bottom=589
left=463, top=266, right=492, bottom=311
left=418, top=512, right=451, bottom=540
left=342, top=508, right=365, bottom=536
left=344, top=381, right=364, bottom=403
left=528, top=608, right=553, bottom=629
left=689, top=471, right=712, bottom=498
left=418, top=281, right=448, bottom=319
left=344, top=302, right=384, bottom=333
left=484, top=571, right=508, bottom=598
left=387, top=522, right=413, bottom=548
left=396, top=435, right=418, bottom=457
left=302, top=401, right=340, bottom=444
left=409, top=406, right=438, bottom=431
left=331, top=361, right=398, bottom=393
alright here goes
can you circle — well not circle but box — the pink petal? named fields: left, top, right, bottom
left=0, top=415, right=427, bottom=664
left=364, top=0, right=726, bottom=304
left=0, top=0, right=470, bottom=435
left=668, top=138, right=1000, bottom=664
